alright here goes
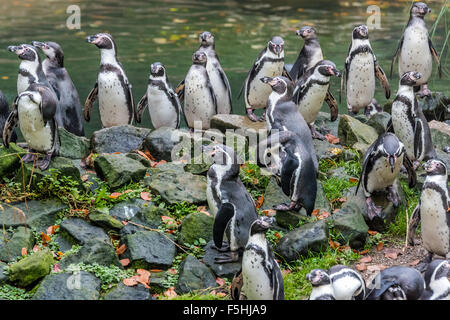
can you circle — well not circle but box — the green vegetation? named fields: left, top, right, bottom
left=239, top=162, right=270, bottom=199
left=0, top=284, right=33, bottom=300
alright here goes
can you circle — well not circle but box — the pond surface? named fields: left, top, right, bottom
left=0, top=0, right=448, bottom=137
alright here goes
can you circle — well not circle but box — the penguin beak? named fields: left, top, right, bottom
left=260, top=77, right=274, bottom=85
left=32, top=41, right=45, bottom=49
left=275, top=45, right=282, bottom=57
left=7, top=45, right=24, bottom=55
left=389, top=155, right=396, bottom=173
left=329, top=67, right=341, bottom=77
left=86, top=35, right=98, bottom=44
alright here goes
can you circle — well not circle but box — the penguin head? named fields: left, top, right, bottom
left=260, top=76, right=293, bottom=95
left=352, top=25, right=369, bottom=40
left=32, top=41, right=64, bottom=67
left=268, top=36, right=284, bottom=57
left=411, top=2, right=431, bottom=18
left=424, top=260, right=449, bottom=289
left=307, top=269, right=332, bottom=287
left=296, top=26, right=317, bottom=40
left=202, top=144, right=239, bottom=167
left=423, top=158, right=447, bottom=176
left=315, top=60, right=341, bottom=77
left=7, top=44, right=40, bottom=62
left=399, top=71, right=422, bottom=86
left=150, top=62, right=166, bottom=78
left=380, top=133, right=404, bottom=173
left=249, top=216, right=273, bottom=236
left=86, top=33, right=117, bottom=52
left=192, top=51, right=207, bottom=66
left=199, top=31, right=215, bottom=47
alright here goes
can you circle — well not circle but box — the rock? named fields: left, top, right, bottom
left=148, top=271, right=166, bottom=292
left=0, top=199, right=67, bottom=232
left=124, top=230, right=176, bottom=269
left=184, top=157, right=211, bottom=175
left=276, top=220, right=329, bottom=262
left=143, top=127, right=191, bottom=161
left=60, top=218, right=110, bottom=245
left=60, top=239, right=121, bottom=269
left=8, top=249, right=54, bottom=287
left=418, top=92, right=450, bottom=122
left=109, top=199, right=144, bottom=221
left=210, top=114, right=267, bottom=144
left=176, top=254, right=217, bottom=294
left=33, top=271, right=101, bottom=300
left=0, top=143, right=27, bottom=178
left=313, top=139, right=347, bottom=161
left=314, top=112, right=340, bottom=137
left=429, top=120, right=450, bottom=152
left=202, top=241, right=242, bottom=279
left=0, top=262, right=7, bottom=284
left=91, top=125, right=151, bottom=154
left=58, top=128, right=90, bottom=159
left=119, top=206, right=168, bottom=237
left=94, top=153, right=147, bottom=189
left=125, top=152, right=151, bottom=167
left=178, top=212, right=214, bottom=245
left=327, top=202, right=369, bottom=249
left=366, top=112, right=391, bottom=135
left=103, top=282, right=153, bottom=300
left=54, top=235, right=73, bottom=253
left=0, top=227, right=34, bottom=263
left=338, top=115, right=378, bottom=154
left=89, top=209, right=123, bottom=231
left=145, top=170, right=207, bottom=205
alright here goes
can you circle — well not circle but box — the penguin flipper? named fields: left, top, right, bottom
left=84, top=81, right=98, bottom=122
left=171, top=90, right=184, bottom=129
left=428, top=38, right=442, bottom=79
left=135, top=94, right=148, bottom=124
left=217, top=67, right=233, bottom=113
left=207, top=79, right=218, bottom=114
left=413, top=118, right=423, bottom=161
left=324, top=89, right=338, bottom=122
left=366, top=280, right=396, bottom=300
left=282, top=66, right=293, bottom=82
left=39, top=86, right=58, bottom=123
left=355, top=139, right=377, bottom=196
left=407, top=204, right=421, bottom=246
left=213, top=202, right=235, bottom=249
left=385, top=118, right=395, bottom=133
left=230, top=269, right=243, bottom=300
left=2, top=98, right=19, bottom=149
left=281, top=155, right=299, bottom=197
left=175, top=79, right=185, bottom=103
left=403, top=153, right=417, bottom=188
left=125, top=78, right=135, bottom=124
left=374, top=61, right=390, bottom=99
left=390, top=35, right=403, bottom=79
left=339, top=63, right=347, bottom=104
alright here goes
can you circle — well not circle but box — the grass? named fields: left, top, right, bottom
left=239, top=162, right=270, bottom=200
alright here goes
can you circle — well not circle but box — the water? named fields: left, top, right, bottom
left=0, top=0, right=448, bottom=137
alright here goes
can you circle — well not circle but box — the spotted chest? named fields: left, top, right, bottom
left=365, top=154, right=403, bottom=194
left=346, top=52, right=375, bottom=109
left=246, top=60, right=284, bottom=109
left=391, top=94, right=415, bottom=160
left=297, top=82, right=329, bottom=124
left=147, top=85, right=178, bottom=129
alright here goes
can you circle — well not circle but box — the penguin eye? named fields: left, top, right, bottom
left=267, top=152, right=271, bottom=157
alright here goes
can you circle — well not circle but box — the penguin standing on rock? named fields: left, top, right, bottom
left=356, top=132, right=416, bottom=220
left=328, top=265, right=366, bottom=300
left=420, top=260, right=450, bottom=300
left=136, top=62, right=182, bottom=129
left=230, top=216, right=284, bottom=300
left=390, top=71, right=437, bottom=165
left=176, top=51, right=217, bottom=130
left=84, top=33, right=134, bottom=128
left=32, top=41, right=84, bottom=136
left=341, top=25, right=390, bottom=116
left=307, top=269, right=336, bottom=300
left=197, top=31, right=232, bottom=115
left=0, top=90, right=17, bottom=143
left=391, top=2, right=441, bottom=97
left=204, top=144, right=258, bottom=263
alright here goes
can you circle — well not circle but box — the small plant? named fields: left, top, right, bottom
left=0, top=284, right=33, bottom=300
left=266, top=229, right=284, bottom=247
left=239, top=162, right=270, bottom=200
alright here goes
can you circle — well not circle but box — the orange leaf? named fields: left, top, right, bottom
left=359, top=249, right=369, bottom=255
left=376, top=241, right=384, bottom=251
left=355, top=263, right=367, bottom=271
left=349, top=178, right=359, bottom=184
left=140, top=192, right=152, bottom=201
left=328, top=237, right=340, bottom=249
left=216, top=277, right=226, bottom=286
left=255, top=195, right=264, bottom=209
left=109, top=192, right=122, bottom=199
left=325, top=133, right=340, bottom=144
left=262, top=209, right=276, bottom=217
left=136, top=150, right=152, bottom=161
left=150, top=269, right=163, bottom=273
left=164, top=286, right=178, bottom=298
left=215, top=292, right=226, bottom=297
left=311, top=209, right=320, bottom=217
left=368, top=230, right=379, bottom=236
left=123, top=277, right=138, bottom=287
left=41, top=232, right=51, bottom=245
left=21, top=248, right=27, bottom=256
left=136, top=269, right=151, bottom=288
left=360, top=256, right=372, bottom=263
left=46, top=225, right=59, bottom=235
left=116, top=244, right=127, bottom=255
left=317, top=211, right=330, bottom=220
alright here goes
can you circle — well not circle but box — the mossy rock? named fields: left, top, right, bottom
left=58, top=127, right=90, bottom=159
left=89, top=209, right=123, bottom=231
left=0, top=143, right=27, bottom=178
left=178, top=212, right=214, bottom=245
left=338, top=115, right=378, bottom=154
left=9, top=249, right=54, bottom=287
left=0, top=227, right=34, bottom=263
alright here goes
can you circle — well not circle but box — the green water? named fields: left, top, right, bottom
left=0, top=0, right=448, bottom=137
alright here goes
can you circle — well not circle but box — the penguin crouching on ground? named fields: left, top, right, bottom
left=2, top=83, right=59, bottom=170
left=328, top=265, right=366, bottom=300
left=32, top=41, right=84, bottom=136
left=0, top=90, right=17, bottom=143
left=420, top=260, right=450, bottom=300
left=356, top=132, right=416, bottom=220
left=204, top=144, right=258, bottom=263
left=341, top=25, right=390, bottom=116
left=230, top=216, right=284, bottom=300
left=84, top=33, right=134, bottom=128
left=136, top=62, right=182, bottom=129
left=391, top=2, right=441, bottom=97
left=307, top=269, right=336, bottom=300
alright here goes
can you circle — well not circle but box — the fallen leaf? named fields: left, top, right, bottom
left=123, top=277, right=138, bottom=287
left=368, top=230, right=379, bottom=236
left=328, top=237, right=340, bottom=249
left=262, top=209, right=276, bottom=217
left=168, top=268, right=178, bottom=275
left=121, top=220, right=128, bottom=226
left=384, top=248, right=402, bottom=260
left=136, top=269, right=151, bottom=288
left=123, top=189, right=133, bottom=194
left=21, top=248, right=27, bottom=256
left=32, top=245, right=39, bottom=253
left=164, top=286, right=178, bottom=298
left=360, top=256, right=372, bottom=263
left=215, top=292, right=226, bottom=297
left=355, top=263, right=367, bottom=271
left=109, top=192, right=122, bottom=199
left=46, top=225, right=59, bottom=235
left=140, top=192, right=152, bottom=201
left=317, top=211, right=330, bottom=220
left=216, top=277, right=226, bottom=286
left=325, top=133, right=340, bottom=144
left=116, top=244, right=127, bottom=255
left=359, top=249, right=369, bottom=255
left=255, top=195, right=264, bottom=209
left=81, top=174, right=89, bottom=182
left=311, top=209, right=320, bottom=217
left=52, top=264, right=61, bottom=273
left=349, top=177, right=359, bottom=184
left=41, top=232, right=51, bottom=245
left=150, top=269, right=163, bottom=273
left=367, top=264, right=387, bottom=272
left=376, top=241, right=384, bottom=251
left=136, top=150, right=152, bottom=161
left=409, top=259, right=420, bottom=266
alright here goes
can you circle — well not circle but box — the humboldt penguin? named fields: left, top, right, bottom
left=307, top=269, right=336, bottom=300
left=230, top=216, right=284, bottom=300
left=328, top=265, right=366, bottom=300
left=2, top=83, right=59, bottom=170
left=293, top=60, right=341, bottom=139
left=420, top=260, right=450, bottom=300
left=176, top=51, right=217, bottom=130
left=136, top=62, right=182, bottom=129
left=366, top=266, right=425, bottom=300
left=407, top=159, right=449, bottom=262
left=239, top=36, right=288, bottom=122
left=341, top=25, right=390, bottom=116
left=0, top=90, right=17, bottom=143
left=356, top=132, right=416, bottom=220
left=364, top=98, right=382, bottom=118
left=391, top=2, right=441, bottom=97
left=85, top=33, right=134, bottom=128
left=204, top=144, right=258, bottom=263
left=391, top=71, right=437, bottom=165
left=32, top=41, right=84, bottom=136
left=197, top=31, right=232, bottom=114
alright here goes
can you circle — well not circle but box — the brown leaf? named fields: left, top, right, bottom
left=21, top=248, right=27, bottom=256
left=328, top=237, right=340, bottom=249
left=109, top=192, right=122, bottom=199
left=367, top=264, right=387, bottom=272
left=311, top=209, right=320, bottom=217
left=123, top=277, right=138, bottom=287
left=140, top=192, right=152, bottom=201
left=261, top=209, right=276, bottom=217
left=376, top=241, right=384, bottom=251
left=255, top=195, right=264, bottom=209
left=325, top=133, right=340, bottom=144
left=360, top=256, right=372, bottom=263
left=116, top=244, right=127, bottom=255
left=136, top=269, right=151, bottom=288
left=168, top=268, right=178, bottom=275
left=121, top=220, right=128, bottom=226
left=409, top=259, right=420, bottom=266
left=349, top=177, right=359, bottom=184
left=150, top=269, right=164, bottom=273
left=215, top=292, right=226, bottom=297
left=384, top=248, right=402, bottom=260
left=359, top=249, right=369, bottom=255
left=216, top=277, right=226, bottom=286
left=41, top=232, right=51, bottom=246
left=46, top=225, right=59, bottom=235
left=317, top=211, right=330, bottom=220
left=368, top=230, right=379, bottom=236
left=163, top=286, right=178, bottom=298
left=355, top=263, right=367, bottom=271
left=81, top=174, right=89, bottom=182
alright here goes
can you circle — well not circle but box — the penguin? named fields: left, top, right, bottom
left=239, top=36, right=288, bottom=122
left=2, top=83, right=59, bottom=170
left=176, top=51, right=217, bottom=130
left=0, top=90, right=17, bottom=144
left=341, top=25, right=390, bottom=116
left=420, top=259, right=450, bottom=300
left=363, top=98, right=382, bottom=118
left=32, top=41, right=85, bottom=136
left=390, top=71, right=437, bottom=165
left=407, top=159, right=449, bottom=262
left=197, top=31, right=232, bottom=115
left=230, top=216, right=284, bottom=300
left=135, top=62, right=182, bottom=129
left=84, top=33, right=134, bottom=128
left=366, top=266, right=425, bottom=300
left=204, top=144, right=258, bottom=263
left=356, top=132, right=416, bottom=220
left=391, top=2, right=441, bottom=97
left=307, top=269, right=336, bottom=300
left=293, top=60, right=341, bottom=139
left=327, top=265, right=366, bottom=300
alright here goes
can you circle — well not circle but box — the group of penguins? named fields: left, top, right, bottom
left=0, top=1, right=448, bottom=300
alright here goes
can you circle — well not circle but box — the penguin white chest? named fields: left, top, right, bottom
left=332, top=275, right=363, bottom=300
left=147, top=86, right=178, bottom=129
left=97, top=71, right=130, bottom=127
left=392, top=100, right=415, bottom=159
left=17, top=74, right=32, bottom=95
left=298, top=83, right=328, bottom=124
left=399, top=26, right=432, bottom=84
left=18, top=96, right=53, bottom=152
left=347, top=53, right=375, bottom=109
left=366, top=155, right=402, bottom=193
left=247, top=61, right=284, bottom=109
left=242, top=244, right=272, bottom=300
left=420, top=188, right=449, bottom=257
left=309, top=284, right=335, bottom=300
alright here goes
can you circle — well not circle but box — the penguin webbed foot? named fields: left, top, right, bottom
left=214, top=251, right=239, bottom=264
left=212, top=241, right=230, bottom=253
left=417, top=85, right=432, bottom=98
left=37, top=154, right=52, bottom=171
left=273, top=201, right=301, bottom=212
left=246, top=109, right=259, bottom=122
left=21, top=152, right=37, bottom=163
left=309, top=126, right=326, bottom=141
left=366, top=197, right=383, bottom=220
